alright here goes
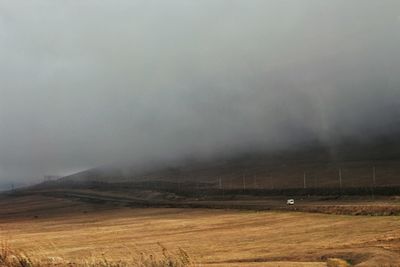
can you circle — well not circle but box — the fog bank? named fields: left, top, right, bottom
left=1, top=0, right=400, bottom=183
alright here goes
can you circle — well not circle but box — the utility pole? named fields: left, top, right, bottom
left=371, top=165, right=376, bottom=199
left=303, top=171, right=307, bottom=189
left=372, top=165, right=376, bottom=187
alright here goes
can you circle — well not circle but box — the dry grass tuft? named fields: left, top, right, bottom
left=326, top=258, right=351, bottom=267
left=0, top=242, right=195, bottom=267
left=0, top=241, right=39, bottom=267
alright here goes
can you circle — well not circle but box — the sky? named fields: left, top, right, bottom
left=1, top=0, right=400, bottom=185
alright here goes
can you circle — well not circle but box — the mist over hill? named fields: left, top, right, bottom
left=1, top=1, right=400, bottom=184
left=58, top=133, right=400, bottom=190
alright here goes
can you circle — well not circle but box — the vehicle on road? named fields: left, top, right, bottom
left=287, top=199, right=295, bottom=205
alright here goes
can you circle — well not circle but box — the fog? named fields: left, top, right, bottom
left=1, top=0, right=400, bottom=184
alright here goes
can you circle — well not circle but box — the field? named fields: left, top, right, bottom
left=1, top=195, right=400, bottom=266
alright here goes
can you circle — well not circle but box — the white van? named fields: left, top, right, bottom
left=286, top=199, right=295, bottom=205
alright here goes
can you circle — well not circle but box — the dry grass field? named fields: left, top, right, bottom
left=1, top=195, right=400, bottom=266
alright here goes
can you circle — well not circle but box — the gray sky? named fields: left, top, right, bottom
left=1, top=0, right=400, bottom=184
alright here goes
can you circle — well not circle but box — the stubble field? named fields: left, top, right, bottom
left=0, top=195, right=400, bottom=266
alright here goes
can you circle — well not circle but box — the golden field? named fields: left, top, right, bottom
left=0, top=195, right=400, bottom=266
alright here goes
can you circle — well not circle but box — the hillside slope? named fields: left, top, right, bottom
left=59, top=137, right=400, bottom=190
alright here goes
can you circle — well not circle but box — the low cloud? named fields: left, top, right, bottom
left=1, top=0, right=400, bottom=183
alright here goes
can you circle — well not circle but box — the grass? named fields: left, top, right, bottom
left=326, top=258, right=351, bottom=267
left=0, top=241, right=195, bottom=267
left=1, top=195, right=400, bottom=266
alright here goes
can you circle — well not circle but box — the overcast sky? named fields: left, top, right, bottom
left=1, top=0, right=400, bottom=184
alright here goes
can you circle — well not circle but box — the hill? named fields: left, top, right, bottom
left=57, top=136, right=400, bottom=191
